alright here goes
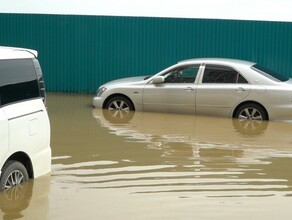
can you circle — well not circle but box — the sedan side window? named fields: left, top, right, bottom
left=202, top=65, right=248, bottom=84
left=164, top=66, right=200, bottom=83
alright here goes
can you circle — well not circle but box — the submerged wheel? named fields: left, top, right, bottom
left=234, top=103, right=268, bottom=121
left=103, top=109, right=134, bottom=124
left=232, top=117, right=268, bottom=136
left=0, top=161, right=29, bottom=191
left=105, top=96, right=134, bottom=112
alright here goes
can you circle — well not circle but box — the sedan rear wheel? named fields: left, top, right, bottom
left=105, top=96, right=134, bottom=112
left=235, top=103, right=268, bottom=121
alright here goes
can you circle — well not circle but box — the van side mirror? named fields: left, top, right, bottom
left=152, top=76, right=165, bottom=84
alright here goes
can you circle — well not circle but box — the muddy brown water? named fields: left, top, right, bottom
left=1, top=93, right=292, bottom=219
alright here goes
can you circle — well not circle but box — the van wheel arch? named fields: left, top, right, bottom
left=5, top=152, right=34, bottom=178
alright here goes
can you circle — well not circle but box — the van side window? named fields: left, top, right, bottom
left=0, top=59, right=40, bottom=106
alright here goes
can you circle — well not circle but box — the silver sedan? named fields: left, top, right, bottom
left=92, top=58, right=292, bottom=121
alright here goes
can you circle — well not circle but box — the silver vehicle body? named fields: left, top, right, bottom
left=93, top=58, right=292, bottom=120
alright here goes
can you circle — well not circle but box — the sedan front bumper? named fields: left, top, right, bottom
left=92, top=96, right=104, bottom=108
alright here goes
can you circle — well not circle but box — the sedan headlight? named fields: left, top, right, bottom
left=97, top=87, right=107, bottom=97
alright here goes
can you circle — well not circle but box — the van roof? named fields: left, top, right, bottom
left=0, top=46, right=38, bottom=60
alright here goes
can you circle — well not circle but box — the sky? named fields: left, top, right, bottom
left=0, top=0, right=292, bottom=22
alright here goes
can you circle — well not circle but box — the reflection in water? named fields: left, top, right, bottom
left=35, top=94, right=292, bottom=219
left=0, top=175, right=50, bottom=220
left=89, top=109, right=292, bottom=196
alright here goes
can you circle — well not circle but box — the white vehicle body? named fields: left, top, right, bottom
left=0, top=46, right=51, bottom=191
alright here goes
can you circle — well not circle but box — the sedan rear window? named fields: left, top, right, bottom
left=202, top=65, right=248, bottom=84
left=252, top=64, right=289, bottom=82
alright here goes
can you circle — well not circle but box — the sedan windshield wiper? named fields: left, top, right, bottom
left=144, top=75, right=153, bottom=80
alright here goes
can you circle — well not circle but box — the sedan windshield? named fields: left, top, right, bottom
left=252, top=64, right=289, bottom=82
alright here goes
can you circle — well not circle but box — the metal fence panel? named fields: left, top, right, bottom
left=1, top=14, right=292, bottom=93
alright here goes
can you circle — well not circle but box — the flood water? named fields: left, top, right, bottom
left=1, top=93, right=292, bottom=219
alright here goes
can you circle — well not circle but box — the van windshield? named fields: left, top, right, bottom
left=251, top=64, right=289, bottom=82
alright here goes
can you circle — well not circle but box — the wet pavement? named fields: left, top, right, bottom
left=1, top=93, right=292, bottom=219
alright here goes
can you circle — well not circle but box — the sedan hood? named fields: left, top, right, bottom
left=103, top=75, right=150, bottom=86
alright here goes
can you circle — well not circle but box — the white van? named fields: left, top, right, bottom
left=0, top=47, right=51, bottom=191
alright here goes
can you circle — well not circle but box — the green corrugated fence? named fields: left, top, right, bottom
left=1, top=14, right=292, bottom=93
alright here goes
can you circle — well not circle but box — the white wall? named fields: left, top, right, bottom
left=1, top=0, right=292, bottom=22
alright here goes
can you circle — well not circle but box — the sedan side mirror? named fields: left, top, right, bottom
left=152, top=76, right=165, bottom=84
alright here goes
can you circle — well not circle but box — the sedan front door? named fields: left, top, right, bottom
left=142, top=66, right=200, bottom=114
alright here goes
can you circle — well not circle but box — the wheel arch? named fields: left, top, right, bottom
left=4, top=152, right=34, bottom=179
left=103, top=93, right=135, bottom=110
left=233, top=101, right=269, bottom=120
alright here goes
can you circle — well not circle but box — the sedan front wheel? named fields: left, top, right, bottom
left=105, top=96, right=134, bottom=112
left=235, top=103, right=268, bottom=121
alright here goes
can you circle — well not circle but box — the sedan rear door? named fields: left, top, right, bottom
left=195, top=64, right=251, bottom=117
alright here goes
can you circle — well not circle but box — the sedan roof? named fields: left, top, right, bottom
left=179, top=58, right=256, bottom=67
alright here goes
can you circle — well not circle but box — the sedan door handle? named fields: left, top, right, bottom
left=184, top=87, right=194, bottom=92
left=236, top=87, right=246, bottom=92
